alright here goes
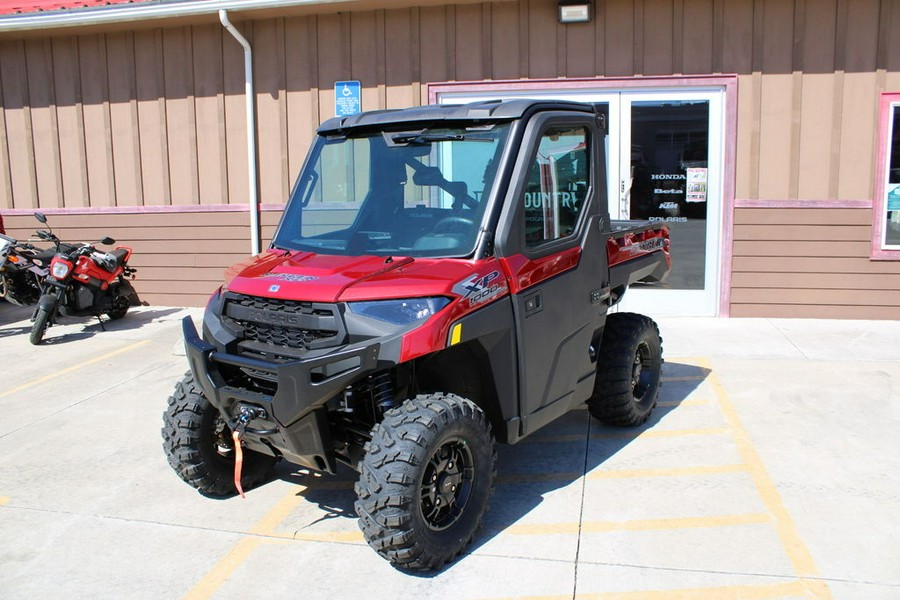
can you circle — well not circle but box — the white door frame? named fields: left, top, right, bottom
left=613, top=90, right=724, bottom=317
left=436, top=85, right=727, bottom=317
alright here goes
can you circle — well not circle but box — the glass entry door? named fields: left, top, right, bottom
left=613, top=92, right=723, bottom=316
left=437, top=88, right=725, bottom=316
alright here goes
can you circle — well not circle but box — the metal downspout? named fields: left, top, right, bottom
left=219, top=9, right=260, bottom=256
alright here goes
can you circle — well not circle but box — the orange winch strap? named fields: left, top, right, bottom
left=232, top=430, right=245, bottom=499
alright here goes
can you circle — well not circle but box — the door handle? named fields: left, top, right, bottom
left=621, top=178, right=632, bottom=219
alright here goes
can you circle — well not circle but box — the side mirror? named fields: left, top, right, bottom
left=34, top=212, right=47, bottom=224
left=100, top=237, right=115, bottom=246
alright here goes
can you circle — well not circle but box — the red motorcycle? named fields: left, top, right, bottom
left=29, top=213, right=138, bottom=345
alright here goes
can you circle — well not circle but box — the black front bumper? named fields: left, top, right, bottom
left=182, top=316, right=380, bottom=473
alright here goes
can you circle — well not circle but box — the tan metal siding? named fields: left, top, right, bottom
left=3, top=0, right=899, bottom=211
left=0, top=0, right=899, bottom=314
left=108, top=33, right=145, bottom=208
left=732, top=207, right=900, bottom=319
left=162, top=27, right=200, bottom=205
left=134, top=29, right=172, bottom=207
left=192, top=24, right=228, bottom=206
left=2, top=209, right=283, bottom=306
left=1, top=40, right=38, bottom=208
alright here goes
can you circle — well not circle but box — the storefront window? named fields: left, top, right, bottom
left=874, top=95, right=900, bottom=259
left=883, top=105, right=900, bottom=249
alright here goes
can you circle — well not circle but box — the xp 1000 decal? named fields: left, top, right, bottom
left=453, top=270, right=507, bottom=308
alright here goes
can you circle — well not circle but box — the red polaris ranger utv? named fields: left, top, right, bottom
left=163, top=99, right=671, bottom=570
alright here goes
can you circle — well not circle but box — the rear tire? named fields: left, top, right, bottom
left=29, top=308, right=50, bottom=345
left=162, top=372, right=275, bottom=497
left=588, top=312, right=663, bottom=426
left=355, top=394, right=496, bottom=571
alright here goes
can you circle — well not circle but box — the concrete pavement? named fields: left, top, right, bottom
left=1, top=302, right=899, bottom=599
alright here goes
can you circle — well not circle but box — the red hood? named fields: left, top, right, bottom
left=223, top=250, right=478, bottom=303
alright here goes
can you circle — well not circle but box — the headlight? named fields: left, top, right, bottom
left=348, top=297, right=450, bottom=325
left=51, top=261, right=71, bottom=279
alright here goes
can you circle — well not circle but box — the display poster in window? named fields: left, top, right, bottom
left=887, top=184, right=900, bottom=211
left=685, top=168, right=707, bottom=203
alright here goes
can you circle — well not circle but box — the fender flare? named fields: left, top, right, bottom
left=38, top=290, right=61, bottom=314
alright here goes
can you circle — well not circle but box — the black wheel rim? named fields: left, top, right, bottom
left=631, top=342, right=653, bottom=403
left=420, top=437, right=475, bottom=531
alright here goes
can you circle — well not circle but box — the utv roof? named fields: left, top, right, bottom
left=317, top=99, right=597, bottom=134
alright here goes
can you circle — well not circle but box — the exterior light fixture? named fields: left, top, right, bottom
left=558, top=0, right=591, bottom=23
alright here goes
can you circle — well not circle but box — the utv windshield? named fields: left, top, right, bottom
left=273, top=123, right=511, bottom=258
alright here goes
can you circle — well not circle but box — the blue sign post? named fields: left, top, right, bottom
left=334, top=81, right=361, bottom=117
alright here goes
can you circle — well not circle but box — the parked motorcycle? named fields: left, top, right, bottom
left=29, top=213, right=138, bottom=345
left=0, top=233, right=55, bottom=306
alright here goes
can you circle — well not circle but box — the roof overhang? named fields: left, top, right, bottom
left=0, top=0, right=504, bottom=36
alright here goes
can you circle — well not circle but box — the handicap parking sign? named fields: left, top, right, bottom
left=334, top=81, right=361, bottom=117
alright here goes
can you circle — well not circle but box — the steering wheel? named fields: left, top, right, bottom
left=433, top=216, right=475, bottom=234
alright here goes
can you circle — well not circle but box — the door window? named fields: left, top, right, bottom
left=522, top=126, right=589, bottom=246
left=627, top=100, right=710, bottom=290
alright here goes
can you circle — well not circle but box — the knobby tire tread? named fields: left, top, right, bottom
left=161, top=372, right=274, bottom=497
left=588, top=312, right=663, bottom=426
left=355, top=393, right=496, bottom=571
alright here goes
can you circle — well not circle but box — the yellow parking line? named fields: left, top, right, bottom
left=578, top=399, right=708, bottom=410
left=183, top=489, right=308, bottom=600
left=703, top=359, right=830, bottom=596
left=656, top=399, right=708, bottom=408
left=0, top=340, right=151, bottom=399
left=480, top=579, right=825, bottom=600
left=183, top=483, right=365, bottom=600
left=583, top=579, right=818, bottom=599
left=592, top=427, right=731, bottom=440
left=586, top=463, right=747, bottom=480
left=660, top=376, right=707, bottom=383
left=504, top=513, right=770, bottom=536
left=496, top=463, right=747, bottom=485
left=496, top=472, right=583, bottom=484
left=182, top=537, right=261, bottom=600
left=526, top=427, right=730, bottom=444
left=294, top=530, right=363, bottom=543
left=524, top=433, right=593, bottom=443
left=0, top=496, right=9, bottom=506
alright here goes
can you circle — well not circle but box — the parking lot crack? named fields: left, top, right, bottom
left=571, top=413, right=592, bottom=599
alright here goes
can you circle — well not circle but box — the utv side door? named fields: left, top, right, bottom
left=496, top=112, right=611, bottom=436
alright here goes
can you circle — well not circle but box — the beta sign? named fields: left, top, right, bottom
left=334, top=81, right=361, bottom=117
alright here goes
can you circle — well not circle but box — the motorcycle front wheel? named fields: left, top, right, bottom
left=29, top=307, right=50, bottom=345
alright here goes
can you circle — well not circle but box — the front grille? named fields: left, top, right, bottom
left=223, top=294, right=343, bottom=352
left=242, top=320, right=334, bottom=348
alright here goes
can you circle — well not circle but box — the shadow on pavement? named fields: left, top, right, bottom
left=0, top=301, right=33, bottom=327
left=253, top=361, right=711, bottom=574
left=0, top=304, right=184, bottom=343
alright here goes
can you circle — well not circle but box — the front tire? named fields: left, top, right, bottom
left=162, top=372, right=275, bottom=497
left=355, top=394, right=496, bottom=571
left=29, top=308, right=50, bottom=345
left=588, top=312, right=663, bottom=426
